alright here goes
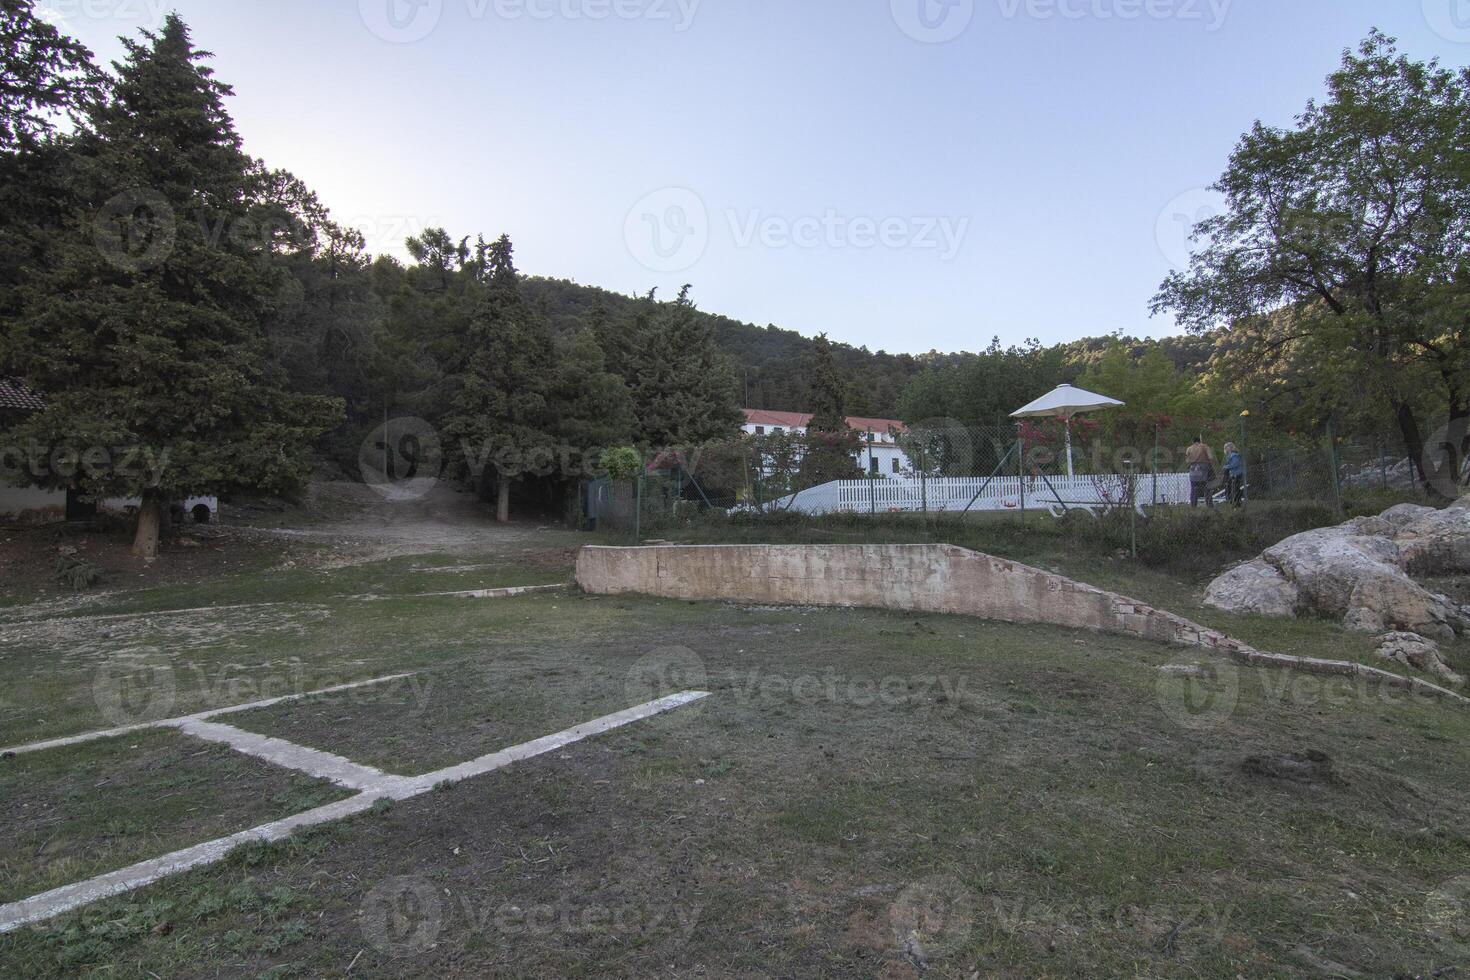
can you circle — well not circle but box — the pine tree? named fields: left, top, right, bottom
left=4, top=14, right=341, bottom=556
left=442, top=234, right=555, bottom=522
left=798, top=334, right=861, bottom=487
left=0, top=0, right=100, bottom=153
left=625, top=286, right=743, bottom=448
left=549, top=329, right=636, bottom=475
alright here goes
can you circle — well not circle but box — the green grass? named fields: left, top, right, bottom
left=0, top=729, right=350, bottom=904
left=2, top=526, right=1468, bottom=977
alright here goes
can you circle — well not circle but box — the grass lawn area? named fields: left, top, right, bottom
left=1, top=569, right=1468, bottom=977
left=0, top=729, right=350, bottom=905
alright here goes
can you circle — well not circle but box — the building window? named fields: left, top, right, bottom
left=892, top=459, right=901, bottom=474
left=869, top=457, right=880, bottom=475
left=773, top=428, right=783, bottom=434
left=754, top=426, right=765, bottom=435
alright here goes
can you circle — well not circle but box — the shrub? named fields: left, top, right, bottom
left=599, top=447, right=643, bottom=481
left=54, top=552, right=103, bottom=590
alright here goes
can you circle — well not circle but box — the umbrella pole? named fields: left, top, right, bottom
left=1065, top=417, right=1074, bottom=479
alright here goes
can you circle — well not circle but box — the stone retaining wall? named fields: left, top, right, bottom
left=576, top=544, right=1469, bottom=705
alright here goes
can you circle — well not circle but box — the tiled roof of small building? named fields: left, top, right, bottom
left=0, top=377, right=44, bottom=412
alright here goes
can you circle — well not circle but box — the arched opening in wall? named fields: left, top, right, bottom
left=191, top=503, right=212, bottom=525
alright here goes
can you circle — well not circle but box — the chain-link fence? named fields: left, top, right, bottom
left=582, top=423, right=1458, bottom=567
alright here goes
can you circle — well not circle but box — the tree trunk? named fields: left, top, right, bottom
left=132, top=492, right=163, bottom=558
left=496, top=474, right=511, bottom=523
left=1396, top=402, right=1430, bottom=488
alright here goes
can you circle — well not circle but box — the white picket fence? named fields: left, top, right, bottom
left=767, top=474, right=1195, bottom=517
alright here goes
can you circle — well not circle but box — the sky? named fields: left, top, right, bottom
left=41, top=0, right=1470, bottom=356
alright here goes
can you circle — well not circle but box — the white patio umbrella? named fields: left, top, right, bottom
left=1010, top=384, right=1125, bottom=478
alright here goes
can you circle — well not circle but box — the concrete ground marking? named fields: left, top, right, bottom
left=0, top=690, right=711, bottom=933
left=174, top=719, right=391, bottom=792
left=0, top=673, right=418, bottom=757
left=345, top=583, right=573, bottom=601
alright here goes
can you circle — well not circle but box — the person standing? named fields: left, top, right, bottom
left=1223, top=441, right=1245, bottom=506
left=1185, top=436, right=1218, bottom=508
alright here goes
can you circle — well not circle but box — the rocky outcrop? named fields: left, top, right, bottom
left=1203, top=559, right=1300, bottom=619
left=1206, top=503, right=1470, bottom=655
left=1377, top=632, right=1465, bottom=687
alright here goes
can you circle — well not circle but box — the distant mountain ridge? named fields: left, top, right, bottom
left=522, top=276, right=1215, bottom=421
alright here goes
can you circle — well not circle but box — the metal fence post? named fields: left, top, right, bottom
left=1239, top=411, right=1250, bottom=506
left=1327, top=419, right=1344, bottom=519
left=634, top=463, right=643, bottom=543
left=1152, top=426, right=1160, bottom=507
left=1018, top=431, right=1026, bottom=521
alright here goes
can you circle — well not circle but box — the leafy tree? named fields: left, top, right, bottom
left=1153, top=30, right=1470, bottom=494
left=798, top=334, right=860, bottom=487
left=897, top=337, right=1074, bottom=430
left=1077, top=341, right=1233, bottom=450
left=3, top=14, right=340, bottom=556
left=548, top=328, right=636, bottom=479
left=442, top=234, right=554, bottom=521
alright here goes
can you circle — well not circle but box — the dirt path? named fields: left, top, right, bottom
left=231, top=481, right=569, bottom=565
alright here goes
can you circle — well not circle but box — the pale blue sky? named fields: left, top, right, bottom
left=44, top=0, right=1470, bottom=355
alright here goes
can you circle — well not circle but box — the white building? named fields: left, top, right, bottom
left=741, top=408, right=912, bottom=476
left=0, top=377, right=218, bottom=523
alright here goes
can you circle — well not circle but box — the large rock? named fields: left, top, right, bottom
left=1262, top=524, right=1463, bottom=641
left=1379, top=503, right=1437, bottom=527
left=1376, top=632, right=1465, bottom=687
left=1342, top=577, right=1461, bottom=643
left=1391, top=505, right=1470, bottom=576
left=1204, top=559, right=1300, bottom=618
left=1203, top=501, right=1470, bottom=640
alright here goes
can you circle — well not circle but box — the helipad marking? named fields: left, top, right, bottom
left=0, top=691, right=710, bottom=934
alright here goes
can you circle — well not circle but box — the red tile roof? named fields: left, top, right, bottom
left=743, top=408, right=905, bottom=434
left=0, top=377, right=44, bottom=412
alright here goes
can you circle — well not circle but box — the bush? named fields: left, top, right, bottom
left=599, top=447, right=643, bottom=481
left=55, top=552, right=104, bottom=590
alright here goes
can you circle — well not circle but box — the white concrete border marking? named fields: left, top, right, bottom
left=347, top=583, right=572, bottom=601
left=0, top=674, right=417, bottom=757
left=0, top=691, right=710, bottom=934
left=174, top=720, right=390, bottom=791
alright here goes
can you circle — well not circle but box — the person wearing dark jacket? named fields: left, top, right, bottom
left=1223, top=442, right=1245, bottom=506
